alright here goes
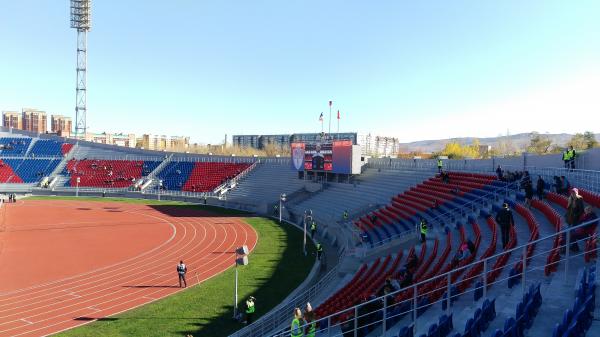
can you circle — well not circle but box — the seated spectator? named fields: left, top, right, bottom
left=404, top=254, right=419, bottom=272
left=400, top=269, right=413, bottom=288
left=553, top=176, right=562, bottom=193
left=441, top=171, right=450, bottom=183
left=573, top=206, right=598, bottom=243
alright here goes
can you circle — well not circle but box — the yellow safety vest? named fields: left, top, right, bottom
left=420, top=224, right=428, bottom=235
left=291, top=318, right=303, bottom=337
left=311, top=222, right=316, bottom=231
left=437, top=159, right=442, bottom=168
left=306, top=321, right=316, bottom=337
left=316, top=244, right=323, bottom=252
left=246, top=300, right=255, bottom=314
left=567, top=149, right=576, bottom=160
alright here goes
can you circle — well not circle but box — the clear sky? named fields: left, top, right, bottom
left=1, top=1, right=599, bottom=144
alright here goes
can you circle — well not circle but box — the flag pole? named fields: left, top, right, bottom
left=320, top=113, right=324, bottom=133
left=328, top=101, right=332, bottom=139
left=337, top=110, right=340, bottom=134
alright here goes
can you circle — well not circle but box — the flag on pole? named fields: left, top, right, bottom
left=319, top=112, right=323, bottom=121
left=337, top=110, right=340, bottom=120
left=329, top=100, right=332, bottom=107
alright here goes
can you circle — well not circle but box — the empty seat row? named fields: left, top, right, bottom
left=28, top=139, right=73, bottom=157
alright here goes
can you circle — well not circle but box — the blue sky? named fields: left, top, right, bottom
left=1, top=1, right=599, bottom=144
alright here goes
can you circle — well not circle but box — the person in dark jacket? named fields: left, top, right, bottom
left=571, top=206, right=599, bottom=252
left=566, top=188, right=585, bottom=227
left=536, top=176, right=545, bottom=200
left=496, top=203, right=515, bottom=249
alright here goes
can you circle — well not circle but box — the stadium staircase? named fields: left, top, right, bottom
left=226, top=162, right=306, bottom=206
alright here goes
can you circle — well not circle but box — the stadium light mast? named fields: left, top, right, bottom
left=70, top=0, right=91, bottom=139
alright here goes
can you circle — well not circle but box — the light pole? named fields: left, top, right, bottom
left=303, top=210, right=312, bottom=256
left=158, top=179, right=163, bottom=201
left=279, top=193, right=286, bottom=223
left=234, top=245, right=249, bottom=320
left=76, top=176, right=80, bottom=197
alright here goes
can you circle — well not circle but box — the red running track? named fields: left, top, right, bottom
left=0, top=200, right=257, bottom=337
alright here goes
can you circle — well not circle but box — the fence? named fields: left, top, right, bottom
left=267, top=216, right=599, bottom=337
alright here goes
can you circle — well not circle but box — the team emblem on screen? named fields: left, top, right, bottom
left=292, top=146, right=304, bottom=170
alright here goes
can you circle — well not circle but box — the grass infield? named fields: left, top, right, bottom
left=25, top=197, right=315, bottom=337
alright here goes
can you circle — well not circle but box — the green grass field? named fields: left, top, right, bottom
left=25, top=197, right=315, bottom=337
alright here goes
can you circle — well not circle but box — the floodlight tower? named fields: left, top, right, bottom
left=70, top=0, right=91, bottom=139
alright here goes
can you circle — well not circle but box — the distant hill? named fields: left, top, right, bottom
left=398, top=133, right=599, bottom=153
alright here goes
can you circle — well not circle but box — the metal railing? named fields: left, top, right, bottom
left=266, top=217, right=599, bottom=337
left=230, top=262, right=341, bottom=337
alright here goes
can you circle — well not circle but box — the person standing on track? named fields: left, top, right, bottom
left=177, top=260, right=188, bottom=288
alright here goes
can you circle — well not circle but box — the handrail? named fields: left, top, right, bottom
left=267, top=215, right=599, bottom=337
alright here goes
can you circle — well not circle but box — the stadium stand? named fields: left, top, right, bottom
left=0, top=131, right=598, bottom=337
left=64, top=159, right=161, bottom=188
left=0, top=137, right=32, bottom=156
left=0, top=159, right=23, bottom=183
left=28, top=139, right=73, bottom=157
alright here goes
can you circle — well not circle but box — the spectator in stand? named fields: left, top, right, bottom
left=441, top=171, right=450, bottom=184
left=561, top=176, right=571, bottom=195
left=536, top=176, right=545, bottom=200
left=404, top=254, right=419, bottom=273
left=496, top=203, right=515, bottom=249
left=524, top=180, right=534, bottom=209
left=570, top=206, right=599, bottom=252
left=432, top=199, right=439, bottom=209
left=310, top=220, right=317, bottom=239
left=400, top=268, right=414, bottom=289
left=437, top=157, right=443, bottom=173
left=496, top=165, right=503, bottom=180
left=566, top=188, right=585, bottom=227
left=553, top=176, right=562, bottom=194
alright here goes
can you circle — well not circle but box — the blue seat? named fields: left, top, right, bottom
left=503, top=317, right=517, bottom=337
left=562, top=309, right=573, bottom=329
left=438, top=315, right=450, bottom=336
left=398, top=326, right=409, bottom=337
left=491, top=329, right=503, bottom=337
left=561, top=321, right=577, bottom=337
left=552, top=323, right=563, bottom=337
left=427, top=323, right=439, bottom=337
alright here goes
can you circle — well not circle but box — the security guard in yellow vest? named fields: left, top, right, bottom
left=567, top=146, right=576, bottom=170
left=562, top=150, right=570, bottom=168
left=304, top=304, right=316, bottom=337
left=437, top=158, right=443, bottom=173
left=291, top=308, right=304, bottom=337
left=310, top=221, right=317, bottom=239
left=420, top=219, right=428, bottom=243
left=316, top=242, right=323, bottom=261
left=245, top=296, right=255, bottom=324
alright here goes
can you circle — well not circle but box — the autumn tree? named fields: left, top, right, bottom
left=527, top=132, right=553, bottom=154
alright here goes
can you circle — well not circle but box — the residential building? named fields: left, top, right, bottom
left=358, top=134, right=400, bottom=157
left=22, top=108, right=47, bottom=133
left=51, top=115, right=73, bottom=136
left=140, top=134, right=190, bottom=151
left=2, top=111, right=22, bottom=129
